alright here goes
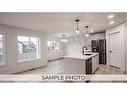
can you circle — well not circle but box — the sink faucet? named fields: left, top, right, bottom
left=82, top=46, right=88, bottom=55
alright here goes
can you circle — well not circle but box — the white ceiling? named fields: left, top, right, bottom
left=0, top=12, right=126, bottom=37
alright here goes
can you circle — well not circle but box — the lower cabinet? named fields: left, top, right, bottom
left=92, top=54, right=99, bottom=74
left=86, top=58, right=92, bottom=74
left=86, top=54, right=99, bottom=74
left=63, top=54, right=99, bottom=75
left=63, top=58, right=86, bottom=74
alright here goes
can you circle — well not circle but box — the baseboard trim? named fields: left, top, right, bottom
left=48, top=57, right=64, bottom=62
left=14, top=65, right=48, bottom=74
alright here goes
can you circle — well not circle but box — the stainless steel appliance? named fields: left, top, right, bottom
left=91, top=39, right=106, bottom=64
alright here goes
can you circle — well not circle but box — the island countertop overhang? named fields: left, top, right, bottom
left=64, top=53, right=99, bottom=60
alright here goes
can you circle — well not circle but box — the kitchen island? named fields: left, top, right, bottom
left=62, top=53, right=99, bottom=74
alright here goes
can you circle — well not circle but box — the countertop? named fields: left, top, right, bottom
left=64, top=52, right=99, bottom=60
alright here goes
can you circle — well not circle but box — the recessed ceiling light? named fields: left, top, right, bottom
left=108, top=15, right=114, bottom=19
left=109, top=21, right=115, bottom=24
left=90, top=29, right=94, bottom=33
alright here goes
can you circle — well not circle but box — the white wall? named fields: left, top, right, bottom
left=0, top=24, right=47, bottom=74
left=106, top=23, right=126, bottom=71
left=65, top=33, right=105, bottom=55
left=65, top=35, right=86, bottom=55
left=47, top=36, right=65, bottom=61
left=90, top=33, right=105, bottom=40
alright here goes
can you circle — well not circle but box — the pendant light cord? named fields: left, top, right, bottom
left=75, top=19, right=79, bottom=30
left=85, top=26, right=89, bottom=33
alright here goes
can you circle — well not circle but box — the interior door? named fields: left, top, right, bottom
left=109, top=32, right=121, bottom=68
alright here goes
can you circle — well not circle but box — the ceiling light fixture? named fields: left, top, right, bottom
left=108, top=14, right=114, bottom=19
left=85, top=26, right=89, bottom=37
left=75, top=19, right=80, bottom=34
left=61, top=34, right=68, bottom=42
left=109, top=21, right=115, bottom=24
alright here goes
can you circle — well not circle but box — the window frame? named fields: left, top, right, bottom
left=17, top=35, right=41, bottom=62
left=0, top=33, right=6, bottom=66
left=47, top=41, right=60, bottom=52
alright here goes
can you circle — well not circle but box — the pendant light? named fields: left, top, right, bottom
left=85, top=26, right=89, bottom=37
left=61, top=34, right=68, bottom=42
left=75, top=19, right=80, bottom=34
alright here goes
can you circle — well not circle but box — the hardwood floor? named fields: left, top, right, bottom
left=19, top=59, right=65, bottom=74
left=91, top=64, right=126, bottom=83
left=95, top=64, right=125, bottom=74
left=15, top=59, right=126, bottom=83
left=19, top=59, right=125, bottom=75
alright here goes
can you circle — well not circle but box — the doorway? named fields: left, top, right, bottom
left=109, top=32, right=121, bottom=68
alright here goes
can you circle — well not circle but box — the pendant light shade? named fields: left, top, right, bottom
left=85, top=26, right=89, bottom=37
left=61, top=34, right=68, bottom=42
left=75, top=19, right=80, bottom=34
left=76, top=29, right=80, bottom=34
left=85, top=33, right=89, bottom=37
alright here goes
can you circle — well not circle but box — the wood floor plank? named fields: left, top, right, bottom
left=18, top=59, right=125, bottom=75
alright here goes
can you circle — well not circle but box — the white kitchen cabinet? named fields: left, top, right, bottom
left=62, top=58, right=86, bottom=74
left=96, top=54, right=99, bottom=69
left=63, top=53, right=99, bottom=74
left=92, top=56, right=96, bottom=74
left=92, top=54, right=99, bottom=74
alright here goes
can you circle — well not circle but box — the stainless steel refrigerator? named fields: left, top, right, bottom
left=91, top=39, right=106, bottom=64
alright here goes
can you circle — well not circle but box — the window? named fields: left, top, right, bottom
left=18, top=36, right=40, bottom=61
left=47, top=41, right=59, bottom=52
left=0, top=34, right=4, bottom=64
